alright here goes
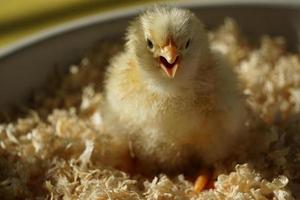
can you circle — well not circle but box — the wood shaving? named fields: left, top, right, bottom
left=0, top=19, right=299, bottom=199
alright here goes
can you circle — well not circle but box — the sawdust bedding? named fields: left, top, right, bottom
left=0, top=18, right=300, bottom=200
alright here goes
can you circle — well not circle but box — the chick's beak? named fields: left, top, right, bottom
left=159, top=42, right=179, bottom=78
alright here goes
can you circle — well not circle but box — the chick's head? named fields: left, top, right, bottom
left=126, top=6, right=211, bottom=91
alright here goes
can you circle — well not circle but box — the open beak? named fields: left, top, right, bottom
left=159, top=41, right=179, bottom=78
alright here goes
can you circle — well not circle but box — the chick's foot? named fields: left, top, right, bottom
left=194, top=168, right=215, bottom=192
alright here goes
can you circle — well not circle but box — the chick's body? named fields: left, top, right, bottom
left=103, top=7, right=244, bottom=173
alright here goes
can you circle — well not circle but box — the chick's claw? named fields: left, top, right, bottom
left=194, top=169, right=214, bottom=192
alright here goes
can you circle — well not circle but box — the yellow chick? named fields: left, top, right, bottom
left=102, top=6, right=245, bottom=175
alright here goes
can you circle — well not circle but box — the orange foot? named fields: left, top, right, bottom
left=194, top=168, right=215, bottom=192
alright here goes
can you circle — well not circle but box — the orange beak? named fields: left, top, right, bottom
left=159, top=40, right=179, bottom=78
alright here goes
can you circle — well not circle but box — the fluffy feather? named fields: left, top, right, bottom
left=102, top=6, right=245, bottom=173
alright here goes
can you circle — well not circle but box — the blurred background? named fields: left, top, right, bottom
left=0, top=0, right=169, bottom=49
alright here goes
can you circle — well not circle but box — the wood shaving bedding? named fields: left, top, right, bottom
left=0, top=18, right=299, bottom=199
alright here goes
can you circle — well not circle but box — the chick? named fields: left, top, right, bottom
left=103, top=6, right=245, bottom=175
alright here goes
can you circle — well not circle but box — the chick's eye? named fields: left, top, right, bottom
left=147, top=38, right=153, bottom=49
left=185, top=39, right=191, bottom=49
